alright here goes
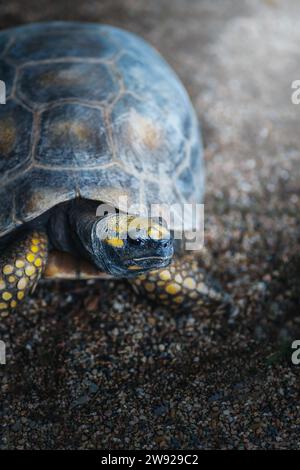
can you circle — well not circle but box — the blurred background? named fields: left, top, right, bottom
left=0, top=0, right=300, bottom=450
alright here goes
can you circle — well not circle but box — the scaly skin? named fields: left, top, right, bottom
left=0, top=231, right=48, bottom=317
left=130, top=256, right=228, bottom=312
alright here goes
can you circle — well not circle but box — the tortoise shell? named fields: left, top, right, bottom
left=0, top=22, right=204, bottom=238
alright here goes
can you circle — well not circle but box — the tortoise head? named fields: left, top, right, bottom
left=92, top=213, right=174, bottom=277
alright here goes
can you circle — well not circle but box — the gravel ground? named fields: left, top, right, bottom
left=1, top=0, right=300, bottom=450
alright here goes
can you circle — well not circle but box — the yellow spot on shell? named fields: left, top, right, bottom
left=2, top=291, right=12, bottom=301
left=31, top=238, right=40, bottom=245
left=8, top=276, right=16, bottom=283
left=10, top=300, right=17, bottom=308
left=25, top=265, right=36, bottom=277
left=15, top=260, right=25, bottom=268
left=166, top=283, right=181, bottom=295
left=183, top=277, right=196, bottom=290
left=0, top=279, right=5, bottom=290
left=16, top=269, right=23, bottom=277
left=34, top=258, right=42, bottom=267
left=174, top=296, right=184, bottom=304
left=159, top=270, right=171, bottom=281
left=0, top=302, right=8, bottom=310
left=3, top=265, right=13, bottom=275
left=17, top=291, right=25, bottom=300
left=145, top=282, right=155, bottom=293
left=105, top=237, right=124, bottom=248
left=17, top=278, right=28, bottom=290
left=159, top=294, right=168, bottom=299
left=26, top=254, right=35, bottom=263
left=31, top=245, right=39, bottom=253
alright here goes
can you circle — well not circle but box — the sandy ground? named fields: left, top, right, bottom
left=1, top=0, right=300, bottom=449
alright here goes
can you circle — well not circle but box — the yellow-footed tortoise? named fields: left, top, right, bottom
left=0, top=22, right=225, bottom=316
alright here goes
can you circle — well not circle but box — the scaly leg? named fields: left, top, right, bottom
left=0, top=230, right=48, bottom=317
left=130, top=256, right=230, bottom=312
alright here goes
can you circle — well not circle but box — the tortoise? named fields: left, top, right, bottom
left=0, top=21, right=225, bottom=316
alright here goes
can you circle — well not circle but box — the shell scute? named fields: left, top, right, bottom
left=36, top=104, right=112, bottom=167
left=111, top=93, right=186, bottom=177
left=5, top=23, right=119, bottom=64
left=0, top=101, right=33, bottom=175
left=18, top=62, right=119, bottom=108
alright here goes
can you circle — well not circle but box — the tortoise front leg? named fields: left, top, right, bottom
left=130, top=256, right=230, bottom=312
left=0, top=230, right=48, bottom=317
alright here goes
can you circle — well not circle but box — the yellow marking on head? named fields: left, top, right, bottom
left=17, top=278, right=28, bottom=290
left=10, top=300, right=17, bottom=308
left=34, top=258, right=42, bottom=268
left=8, top=276, right=16, bottom=283
left=148, top=223, right=170, bottom=240
left=3, top=265, right=13, bottom=275
left=159, top=270, right=171, bottom=281
left=183, top=277, right=196, bottom=290
left=175, top=274, right=183, bottom=284
left=148, top=226, right=161, bottom=240
left=165, top=283, right=181, bottom=295
left=25, top=265, right=36, bottom=277
left=0, top=279, right=5, bottom=290
left=174, top=296, right=184, bottom=304
left=17, top=291, right=25, bottom=301
left=0, top=302, right=8, bottom=310
left=128, top=219, right=146, bottom=235
left=145, top=282, right=155, bottom=293
left=26, top=254, right=35, bottom=263
left=31, top=245, right=39, bottom=253
left=2, top=291, right=12, bottom=301
left=105, top=237, right=124, bottom=248
left=15, top=260, right=25, bottom=269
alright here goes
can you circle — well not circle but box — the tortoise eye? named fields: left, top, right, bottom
left=128, top=227, right=147, bottom=241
